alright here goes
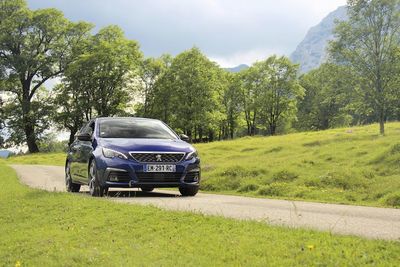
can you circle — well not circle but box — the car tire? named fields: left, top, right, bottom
left=140, top=186, right=154, bottom=192
left=89, top=160, right=107, bottom=197
left=65, top=161, right=81, bottom=193
left=179, top=186, right=198, bottom=197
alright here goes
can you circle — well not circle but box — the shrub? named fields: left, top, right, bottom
left=272, top=170, right=298, bottom=182
left=220, top=166, right=267, bottom=178
left=237, top=183, right=259, bottom=193
left=319, top=171, right=366, bottom=190
left=303, top=177, right=323, bottom=188
left=257, top=183, right=289, bottom=197
left=390, top=144, right=400, bottom=155
left=384, top=192, right=400, bottom=207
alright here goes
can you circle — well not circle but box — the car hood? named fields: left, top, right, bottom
left=98, top=138, right=195, bottom=154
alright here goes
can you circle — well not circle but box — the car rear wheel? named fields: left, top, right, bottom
left=65, top=161, right=81, bottom=193
left=179, top=186, right=198, bottom=197
left=89, top=160, right=107, bottom=197
left=141, top=186, right=154, bottom=192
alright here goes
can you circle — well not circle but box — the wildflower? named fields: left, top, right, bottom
left=307, top=244, right=315, bottom=251
left=15, top=261, right=21, bottom=267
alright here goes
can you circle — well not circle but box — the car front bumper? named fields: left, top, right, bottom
left=96, top=157, right=200, bottom=188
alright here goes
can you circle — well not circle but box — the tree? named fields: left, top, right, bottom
left=149, top=48, right=225, bottom=141
left=52, top=84, right=90, bottom=146
left=330, top=0, right=400, bottom=135
left=241, top=56, right=303, bottom=136
left=241, top=67, right=263, bottom=135
left=256, top=56, right=304, bottom=135
left=136, top=55, right=171, bottom=117
left=222, top=72, right=244, bottom=139
left=3, top=87, right=54, bottom=148
left=0, top=95, right=4, bottom=147
left=296, top=63, right=358, bottom=130
left=0, top=0, right=92, bottom=152
left=55, top=25, right=142, bottom=141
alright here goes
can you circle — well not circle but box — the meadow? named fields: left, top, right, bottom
left=6, top=122, right=400, bottom=207
left=1, top=162, right=399, bottom=266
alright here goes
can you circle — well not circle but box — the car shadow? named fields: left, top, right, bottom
left=79, top=189, right=179, bottom=198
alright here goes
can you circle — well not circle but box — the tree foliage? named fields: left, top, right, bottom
left=53, top=25, right=142, bottom=143
left=296, top=64, right=359, bottom=130
left=241, top=56, right=303, bottom=135
left=0, top=0, right=92, bottom=152
left=330, top=0, right=400, bottom=134
left=148, top=48, right=226, bottom=141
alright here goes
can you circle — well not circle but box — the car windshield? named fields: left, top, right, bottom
left=99, top=119, right=177, bottom=139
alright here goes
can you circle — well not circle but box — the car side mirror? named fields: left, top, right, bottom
left=76, top=132, right=92, bottom=141
left=180, top=134, right=190, bottom=142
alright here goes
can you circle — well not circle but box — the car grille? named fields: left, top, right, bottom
left=184, top=172, right=200, bottom=183
left=136, top=172, right=183, bottom=183
left=108, top=171, right=131, bottom=183
left=130, top=152, right=185, bottom=163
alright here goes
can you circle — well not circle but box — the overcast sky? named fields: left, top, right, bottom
left=27, top=0, right=346, bottom=67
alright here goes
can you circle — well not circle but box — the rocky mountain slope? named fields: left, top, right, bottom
left=290, top=6, right=348, bottom=74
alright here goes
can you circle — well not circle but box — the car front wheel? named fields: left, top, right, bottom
left=89, top=160, right=108, bottom=197
left=179, top=186, right=198, bottom=197
left=141, top=186, right=154, bottom=192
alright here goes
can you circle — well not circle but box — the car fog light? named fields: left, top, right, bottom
left=109, top=174, right=118, bottom=182
left=193, top=175, right=199, bottom=182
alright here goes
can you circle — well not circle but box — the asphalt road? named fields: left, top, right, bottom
left=11, top=164, right=400, bottom=240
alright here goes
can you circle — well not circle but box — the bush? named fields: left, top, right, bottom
left=237, top=183, right=259, bottom=193
left=319, top=171, right=366, bottom=190
left=220, top=166, right=267, bottom=178
left=272, top=170, right=298, bottom=182
left=38, top=140, right=68, bottom=153
left=303, top=177, right=323, bottom=188
left=257, top=183, right=290, bottom=197
left=384, top=192, right=400, bottom=207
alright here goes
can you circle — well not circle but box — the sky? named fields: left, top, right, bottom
left=27, top=0, right=346, bottom=68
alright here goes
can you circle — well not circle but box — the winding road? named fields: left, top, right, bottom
left=11, top=164, right=400, bottom=241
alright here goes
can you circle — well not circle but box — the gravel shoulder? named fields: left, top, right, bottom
left=11, top=164, right=400, bottom=240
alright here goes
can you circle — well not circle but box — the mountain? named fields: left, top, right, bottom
left=290, top=6, right=348, bottom=74
left=224, top=64, right=249, bottom=73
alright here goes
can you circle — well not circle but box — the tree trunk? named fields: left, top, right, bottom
left=68, top=129, right=78, bottom=146
left=270, top=123, right=276, bottom=136
left=24, top=123, right=39, bottom=153
left=21, top=81, right=39, bottom=153
left=379, top=112, right=385, bottom=135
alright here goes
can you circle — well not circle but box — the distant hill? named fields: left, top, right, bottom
left=290, top=6, right=348, bottom=74
left=224, top=64, right=249, bottom=73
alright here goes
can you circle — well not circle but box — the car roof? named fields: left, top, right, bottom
left=96, top=117, right=160, bottom=122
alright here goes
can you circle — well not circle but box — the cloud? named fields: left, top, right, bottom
left=209, top=48, right=286, bottom=68
left=27, top=0, right=346, bottom=66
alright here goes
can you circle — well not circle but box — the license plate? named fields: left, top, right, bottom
left=145, top=164, right=176, bottom=172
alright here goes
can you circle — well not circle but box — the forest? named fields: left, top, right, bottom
left=1, top=0, right=400, bottom=153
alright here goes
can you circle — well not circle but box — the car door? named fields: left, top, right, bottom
left=74, top=121, right=95, bottom=184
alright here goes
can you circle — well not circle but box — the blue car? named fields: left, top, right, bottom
left=65, top=117, right=200, bottom=197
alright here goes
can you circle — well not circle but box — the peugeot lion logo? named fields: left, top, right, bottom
left=155, top=154, right=162, bottom=162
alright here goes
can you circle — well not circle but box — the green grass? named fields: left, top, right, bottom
left=5, top=122, right=400, bottom=207
left=196, top=123, right=400, bottom=208
left=6, top=152, right=66, bottom=166
left=1, top=162, right=399, bottom=266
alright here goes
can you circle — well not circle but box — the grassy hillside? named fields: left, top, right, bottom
left=6, top=123, right=400, bottom=207
left=197, top=123, right=400, bottom=207
left=1, top=162, right=399, bottom=266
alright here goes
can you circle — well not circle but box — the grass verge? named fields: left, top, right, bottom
left=1, top=162, right=400, bottom=266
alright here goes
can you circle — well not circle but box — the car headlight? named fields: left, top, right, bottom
left=185, top=151, right=199, bottom=161
left=102, top=148, right=128, bottom=159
